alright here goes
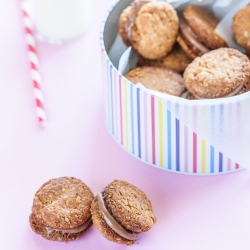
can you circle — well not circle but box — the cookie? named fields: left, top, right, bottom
left=183, top=48, right=250, bottom=99
left=177, top=6, right=227, bottom=59
left=185, top=92, right=196, bottom=100
left=232, top=5, right=250, bottom=53
left=125, top=66, right=185, bottom=97
left=187, top=76, right=250, bottom=99
left=29, top=177, right=94, bottom=241
left=119, top=1, right=179, bottom=59
left=237, top=76, right=250, bottom=95
left=138, top=43, right=193, bottom=73
left=176, top=32, right=204, bottom=60
left=91, top=180, right=156, bottom=245
left=118, top=5, right=134, bottom=47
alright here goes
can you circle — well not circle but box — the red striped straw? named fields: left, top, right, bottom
left=21, top=0, right=46, bottom=126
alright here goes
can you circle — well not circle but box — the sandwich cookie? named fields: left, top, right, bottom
left=29, top=177, right=94, bottom=241
left=125, top=66, right=185, bottom=97
left=119, top=1, right=179, bottom=59
left=138, top=43, right=193, bottom=73
left=177, top=5, right=227, bottom=59
left=183, top=48, right=250, bottom=99
left=232, top=5, right=250, bottom=53
left=187, top=78, right=250, bottom=99
left=91, top=180, right=156, bottom=245
left=237, top=76, right=250, bottom=95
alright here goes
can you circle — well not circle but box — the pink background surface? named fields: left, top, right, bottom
left=1, top=0, right=250, bottom=249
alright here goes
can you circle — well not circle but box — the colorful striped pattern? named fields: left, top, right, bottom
left=100, top=0, right=246, bottom=174
left=102, top=64, right=244, bottom=174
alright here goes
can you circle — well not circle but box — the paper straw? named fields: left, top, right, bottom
left=21, top=0, right=46, bottom=126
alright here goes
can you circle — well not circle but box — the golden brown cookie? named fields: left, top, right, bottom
left=125, top=66, right=185, bottom=97
left=29, top=177, right=94, bottom=241
left=184, top=6, right=226, bottom=49
left=188, top=76, right=250, bottom=99
left=177, top=6, right=227, bottom=59
left=186, top=92, right=196, bottom=100
left=91, top=180, right=156, bottom=245
left=118, top=5, right=133, bottom=47
left=237, top=76, right=250, bottom=95
left=183, top=48, right=250, bottom=99
left=119, top=1, right=179, bottom=59
left=138, top=43, right=193, bottom=73
left=177, top=32, right=204, bottom=59
left=232, top=5, right=250, bottom=53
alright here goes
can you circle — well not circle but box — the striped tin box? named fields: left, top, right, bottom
left=100, top=0, right=250, bottom=175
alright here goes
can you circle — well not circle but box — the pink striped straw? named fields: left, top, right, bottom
left=21, top=0, right=46, bottom=126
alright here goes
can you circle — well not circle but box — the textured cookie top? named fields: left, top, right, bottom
left=184, top=5, right=227, bottom=49
left=130, top=2, right=179, bottom=59
left=125, top=66, right=185, bottom=96
left=184, top=48, right=250, bottom=98
left=103, top=180, right=156, bottom=233
left=119, top=1, right=150, bottom=47
left=232, top=4, right=250, bottom=52
left=118, top=5, right=133, bottom=47
left=32, top=177, right=94, bottom=229
left=138, top=43, right=192, bottom=73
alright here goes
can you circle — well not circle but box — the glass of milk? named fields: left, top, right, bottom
left=29, top=0, right=92, bottom=44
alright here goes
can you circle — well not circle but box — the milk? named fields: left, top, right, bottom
left=29, top=0, right=92, bottom=43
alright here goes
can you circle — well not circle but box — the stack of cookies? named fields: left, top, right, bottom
left=118, top=1, right=250, bottom=100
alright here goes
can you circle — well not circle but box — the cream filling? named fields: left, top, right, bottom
left=192, top=82, right=244, bottom=100
left=97, top=192, right=142, bottom=241
left=46, top=217, right=92, bottom=235
left=180, top=19, right=210, bottom=54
